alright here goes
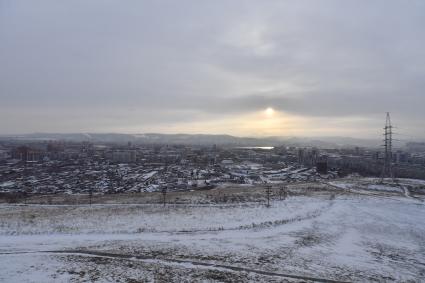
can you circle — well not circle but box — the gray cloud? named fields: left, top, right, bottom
left=1, top=0, right=424, bottom=138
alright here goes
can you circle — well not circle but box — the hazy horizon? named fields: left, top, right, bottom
left=1, top=1, right=424, bottom=139
left=2, top=131, right=420, bottom=145
left=1, top=131, right=382, bottom=139
left=0, top=127, right=423, bottom=143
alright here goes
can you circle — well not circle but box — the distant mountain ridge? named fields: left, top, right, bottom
left=0, top=132, right=388, bottom=148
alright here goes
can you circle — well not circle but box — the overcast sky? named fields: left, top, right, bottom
left=1, top=0, right=424, bottom=138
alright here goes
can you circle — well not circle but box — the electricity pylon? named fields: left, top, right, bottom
left=381, top=112, right=394, bottom=182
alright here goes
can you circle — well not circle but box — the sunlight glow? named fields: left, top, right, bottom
left=265, top=107, right=275, bottom=117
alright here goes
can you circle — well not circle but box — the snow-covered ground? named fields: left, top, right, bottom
left=1, top=179, right=425, bottom=282
left=0, top=197, right=328, bottom=235
left=329, top=177, right=425, bottom=197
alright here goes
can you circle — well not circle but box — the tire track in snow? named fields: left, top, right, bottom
left=52, top=249, right=350, bottom=283
left=401, top=185, right=411, bottom=198
left=0, top=249, right=350, bottom=282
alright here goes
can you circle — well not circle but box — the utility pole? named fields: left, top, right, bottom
left=279, top=186, right=287, bottom=201
left=381, top=112, right=394, bottom=182
left=266, top=185, right=271, bottom=207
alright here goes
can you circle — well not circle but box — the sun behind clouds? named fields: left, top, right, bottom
left=265, top=107, right=275, bottom=117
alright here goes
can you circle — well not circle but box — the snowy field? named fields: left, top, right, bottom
left=1, top=179, right=425, bottom=282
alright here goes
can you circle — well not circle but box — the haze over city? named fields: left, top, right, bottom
left=1, top=0, right=425, bottom=138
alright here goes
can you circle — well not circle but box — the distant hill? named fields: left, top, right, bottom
left=0, top=133, right=387, bottom=148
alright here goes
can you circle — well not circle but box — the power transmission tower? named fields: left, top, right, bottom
left=381, top=112, right=394, bottom=182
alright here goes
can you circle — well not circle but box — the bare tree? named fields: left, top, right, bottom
left=162, top=185, right=167, bottom=207
left=23, top=192, right=28, bottom=205
left=89, top=187, right=93, bottom=206
left=279, top=186, right=288, bottom=200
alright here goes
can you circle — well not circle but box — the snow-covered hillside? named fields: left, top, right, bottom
left=1, top=179, right=424, bottom=282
